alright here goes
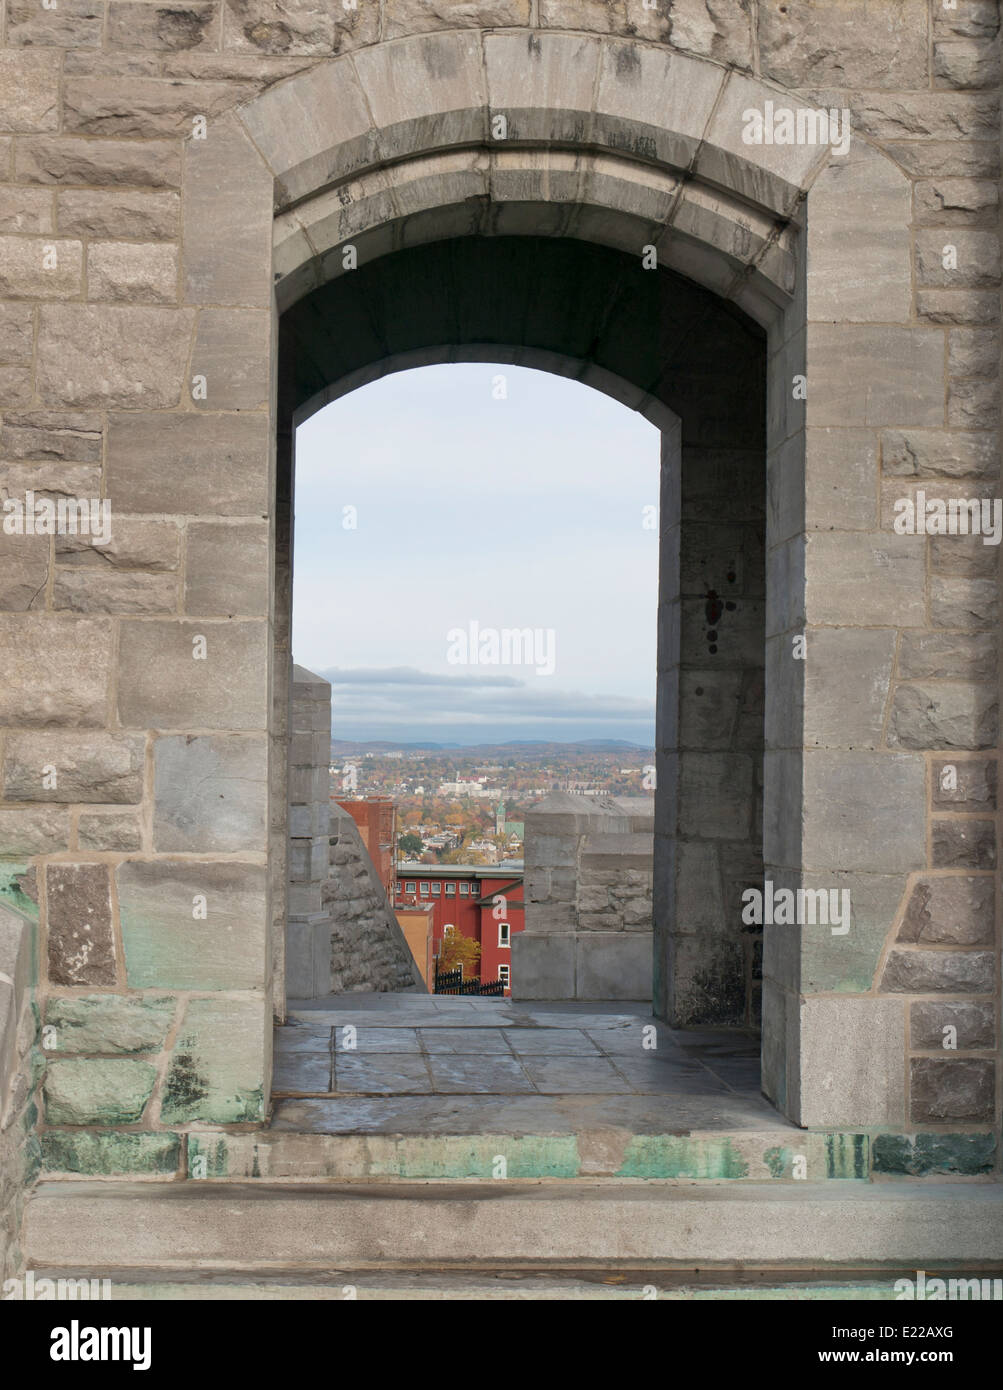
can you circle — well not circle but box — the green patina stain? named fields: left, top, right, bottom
left=617, top=1136, right=750, bottom=1180
left=873, top=1132, right=997, bottom=1177
left=188, top=1135, right=229, bottom=1178
left=0, top=863, right=39, bottom=921
left=764, top=1145, right=788, bottom=1178
left=379, top=1135, right=579, bottom=1180
left=42, top=1130, right=181, bottom=1176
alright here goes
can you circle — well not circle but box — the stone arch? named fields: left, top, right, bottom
left=171, top=25, right=938, bottom=1129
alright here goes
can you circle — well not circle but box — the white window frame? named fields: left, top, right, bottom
left=404, top=881, right=415, bottom=893
left=459, top=882, right=469, bottom=896
left=419, top=881, right=429, bottom=896
left=445, top=883, right=456, bottom=896
left=498, top=963, right=510, bottom=988
left=498, top=922, right=510, bottom=948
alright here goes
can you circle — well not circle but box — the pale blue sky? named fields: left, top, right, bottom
left=293, top=363, right=659, bottom=746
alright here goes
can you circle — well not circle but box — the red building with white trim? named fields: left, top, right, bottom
left=394, top=863, right=524, bottom=993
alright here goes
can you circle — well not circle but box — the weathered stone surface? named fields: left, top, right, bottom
left=2, top=733, right=144, bottom=804
left=913, top=176, right=998, bottom=225
left=223, top=0, right=379, bottom=53
left=0, top=236, right=83, bottom=299
left=105, top=413, right=269, bottom=514
left=930, top=534, right=998, bottom=578
left=57, top=189, right=181, bottom=240
left=183, top=114, right=271, bottom=308
left=106, top=2, right=219, bottom=51
left=184, top=521, right=269, bottom=616
left=77, top=811, right=143, bottom=853
left=41, top=1130, right=180, bottom=1176
left=805, top=533, right=925, bottom=627
left=886, top=142, right=999, bottom=181
left=0, top=304, right=34, bottom=365
left=802, top=751, right=925, bottom=876
left=830, top=91, right=999, bottom=142
left=915, top=229, right=1001, bottom=288
left=931, top=757, right=996, bottom=810
left=153, top=734, right=267, bottom=852
left=898, top=876, right=993, bottom=945
left=0, top=50, right=61, bottom=131
left=797, top=996, right=905, bottom=1128
left=53, top=568, right=179, bottom=615
left=0, top=616, right=112, bottom=727
left=117, top=620, right=268, bottom=730
left=911, top=1000, right=995, bottom=1051
left=16, top=137, right=182, bottom=188
left=805, top=326, right=944, bottom=428
left=44, top=1059, right=157, bottom=1125
left=948, top=327, right=1000, bottom=377
left=872, top=1131, right=996, bottom=1177
left=118, top=861, right=267, bottom=990
left=803, top=629, right=895, bottom=749
left=63, top=77, right=255, bottom=138
left=0, top=365, right=33, bottom=405
left=0, top=809, right=69, bottom=856
left=56, top=519, right=179, bottom=570
left=882, top=948, right=995, bottom=993
left=934, top=38, right=1000, bottom=89
left=0, top=186, right=53, bottom=235
left=910, top=1058, right=994, bottom=1123
left=933, top=1, right=1000, bottom=39
left=87, top=241, right=178, bottom=304
left=46, top=864, right=117, bottom=988
left=916, top=289, right=1000, bottom=324
left=888, top=683, right=997, bottom=750
left=191, top=309, right=270, bottom=409
left=0, top=410, right=103, bottom=461
left=0, top=533, right=48, bottom=610
left=160, top=995, right=265, bottom=1123
left=7, top=0, right=104, bottom=48
left=930, top=576, right=998, bottom=630
left=948, top=379, right=999, bottom=429
left=37, top=305, right=194, bottom=409
left=758, top=0, right=928, bottom=89
left=897, top=632, right=996, bottom=682
left=44, top=995, right=175, bottom=1055
left=932, top=819, right=996, bottom=871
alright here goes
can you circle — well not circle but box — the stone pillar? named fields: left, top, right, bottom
left=286, top=665, right=334, bottom=999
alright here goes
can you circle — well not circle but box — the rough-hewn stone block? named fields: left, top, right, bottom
left=0, top=616, right=112, bottom=727
left=153, top=734, right=267, bottom=852
left=897, top=875, right=993, bottom=945
left=46, top=864, right=117, bottom=988
left=3, top=733, right=144, bottom=804
left=106, top=2, right=219, bottom=51
left=37, top=305, right=194, bottom=409
left=77, top=811, right=143, bottom=853
left=882, top=947, right=995, bottom=993
left=105, top=412, right=269, bottom=514
left=931, top=819, right=996, bottom=870
left=910, top=1000, right=995, bottom=1051
left=41, top=1130, right=180, bottom=1176
left=58, top=190, right=181, bottom=240
left=44, top=1059, right=157, bottom=1125
left=117, top=620, right=268, bottom=730
left=910, top=1058, right=994, bottom=1122
left=160, top=995, right=265, bottom=1123
left=118, top=861, right=267, bottom=990
left=16, top=137, right=182, bottom=188
left=931, top=757, right=996, bottom=810
left=888, top=683, right=997, bottom=750
left=758, top=0, right=928, bottom=89
left=45, top=995, right=175, bottom=1055
left=0, top=50, right=61, bottom=131
left=87, top=241, right=178, bottom=304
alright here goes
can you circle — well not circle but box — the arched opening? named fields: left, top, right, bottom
left=273, top=234, right=768, bottom=1090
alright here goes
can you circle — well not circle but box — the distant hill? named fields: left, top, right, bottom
left=331, top=738, right=652, bottom=755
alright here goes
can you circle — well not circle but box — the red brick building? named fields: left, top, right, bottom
left=336, top=797, right=396, bottom=903
left=394, top=864, right=524, bottom=993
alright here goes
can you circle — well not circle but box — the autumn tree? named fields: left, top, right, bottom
left=436, top=932, right=481, bottom=976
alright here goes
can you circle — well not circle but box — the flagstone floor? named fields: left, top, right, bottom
left=270, top=993, right=794, bottom=1136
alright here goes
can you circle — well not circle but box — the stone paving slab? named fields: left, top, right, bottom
left=501, top=1028, right=601, bottom=1055
left=333, top=1054, right=432, bottom=1095
left=425, top=1056, right=536, bottom=1095
left=270, top=1091, right=787, bottom=1136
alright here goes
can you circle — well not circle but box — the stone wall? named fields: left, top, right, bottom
left=286, top=665, right=334, bottom=998
left=324, top=804, right=425, bottom=995
left=0, top=0, right=997, bottom=1156
left=0, top=901, right=39, bottom=1282
left=515, top=794, right=654, bottom=1000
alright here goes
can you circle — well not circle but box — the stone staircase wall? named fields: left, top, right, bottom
left=324, top=804, right=425, bottom=995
